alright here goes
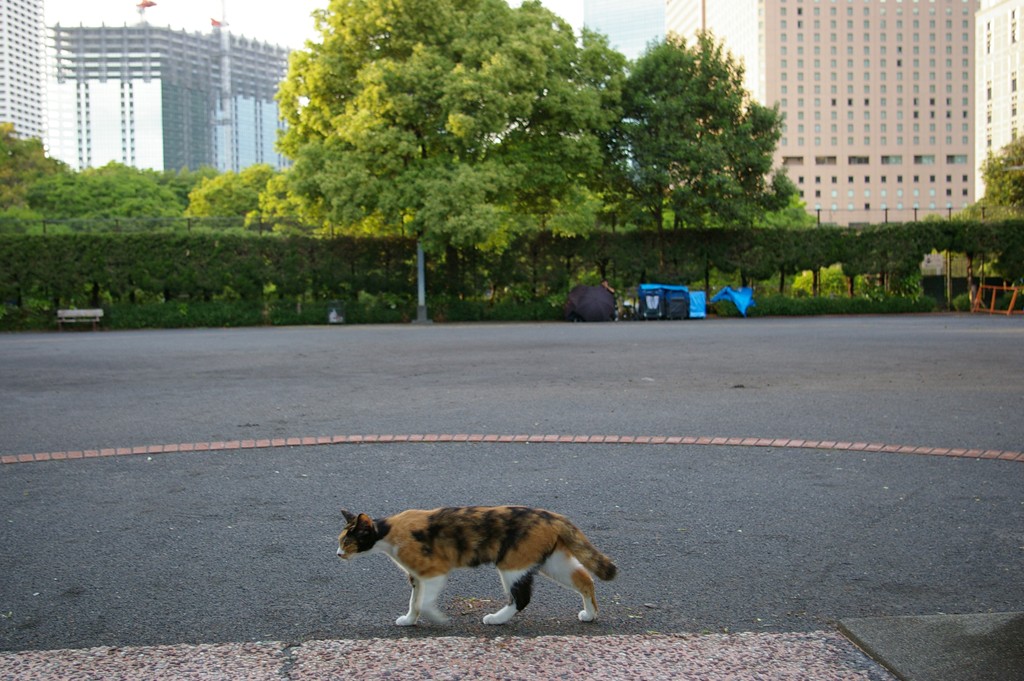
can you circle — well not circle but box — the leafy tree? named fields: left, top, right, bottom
left=258, top=172, right=324, bottom=235
left=755, top=194, right=818, bottom=229
left=977, top=136, right=1024, bottom=215
left=276, top=0, right=624, bottom=250
left=160, top=166, right=220, bottom=211
left=186, top=164, right=277, bottom=221
left=26, top=162, right=183, bottom=220
left=950, top=137, right=1024, bottom=287
left=614, top=33, right=795, bottom=237
left=0, top=123, right=67, bottom=216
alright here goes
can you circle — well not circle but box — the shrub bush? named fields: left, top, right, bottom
left=727, top=294, right=938, bottom=317
left=951, top=292, right=974, bottom=312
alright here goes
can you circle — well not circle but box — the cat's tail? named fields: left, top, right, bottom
left=557, top=520, right=617, bottom=581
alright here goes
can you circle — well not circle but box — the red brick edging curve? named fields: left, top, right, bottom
left=3, top=434, right=1022, bottom=465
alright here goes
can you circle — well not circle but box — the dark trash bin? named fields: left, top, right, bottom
left=638, top=284, right=690, bottom=320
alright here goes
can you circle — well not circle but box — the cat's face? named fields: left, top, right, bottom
left=337, top=510, right=373, bottom=559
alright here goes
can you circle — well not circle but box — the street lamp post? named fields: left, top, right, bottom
left=415, top=240, right=431, bottom=324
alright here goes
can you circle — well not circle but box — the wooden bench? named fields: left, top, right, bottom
left=57, top=308, right=104, bottom=331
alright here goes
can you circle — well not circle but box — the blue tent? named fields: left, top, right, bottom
left=711, top=286, right=756, bottom=317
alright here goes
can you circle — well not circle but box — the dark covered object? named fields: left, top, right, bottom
left=564, top=285, right=616, bottom=322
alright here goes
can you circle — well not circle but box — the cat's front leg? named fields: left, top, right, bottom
left=396, top=576, right=421, bottom=626
left=416, top=575, right=450, bottom=624
left=396, top=575, right=449, bottom=625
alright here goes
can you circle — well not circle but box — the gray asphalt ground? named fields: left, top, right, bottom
left=1, top=315, right=1022, bottom=679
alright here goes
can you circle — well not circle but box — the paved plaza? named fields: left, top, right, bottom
left=1, top=316, right=1021, bottom=679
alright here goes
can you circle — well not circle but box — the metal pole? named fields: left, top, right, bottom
left=414, top=240, right=431, bottom=324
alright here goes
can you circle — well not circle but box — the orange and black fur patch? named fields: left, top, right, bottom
left=337, top=506, right=616, bottom=626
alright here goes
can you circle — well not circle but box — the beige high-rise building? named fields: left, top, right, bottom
left=976, top=0, right=1024, bottom=199
left=668, top=0, right=979, bottom=226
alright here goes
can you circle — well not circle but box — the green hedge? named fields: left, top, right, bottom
left=2, top=219, right=1022, bottom=330
left=715, top=294, right=938, bottom=317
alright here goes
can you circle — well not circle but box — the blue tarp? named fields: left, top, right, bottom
left=689, top=291, right=707, bottom=319
left=638, top=283, right=690, bottom=295
left=711, top=286, right=756, bottom=317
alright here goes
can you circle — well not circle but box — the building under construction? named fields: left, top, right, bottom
left=48, top=16, right=290, bottom=172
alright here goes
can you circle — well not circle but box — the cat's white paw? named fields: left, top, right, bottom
left=395, top=614, right=417, bottom=626
left=577, top=610, right=596, bottom=622
left=482, top=604, right=517, bottom=625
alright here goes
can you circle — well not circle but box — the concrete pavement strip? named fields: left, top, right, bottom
left=840, top=612, right=1024, bottom=681
left=0, top=630, right=897, bottom=680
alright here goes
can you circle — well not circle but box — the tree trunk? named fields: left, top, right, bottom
left=965, top=252, right=976, bottom=306
left=655, top=205, right=666, bottom=270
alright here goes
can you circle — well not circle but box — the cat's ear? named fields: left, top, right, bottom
left=341, top=509, right=356, bottom=523
left=355, top=513, right=375, bottom=532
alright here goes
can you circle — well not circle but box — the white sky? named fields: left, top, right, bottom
left=45, top=0, right=583, bottom=50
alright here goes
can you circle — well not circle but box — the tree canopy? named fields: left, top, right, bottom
left=276, top=0, right=625, bottom=250
left=186, top=164, right=278, bottom=219
left=613, top=33, right=795, bottom=232
left=978, top=136, right=1024, bottom=212
left=0, top=123, right=67, bottom=214
left=26, top=162, right=184, bottom=219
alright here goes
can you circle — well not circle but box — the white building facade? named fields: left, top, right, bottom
left=0, top=0, right=45, bottom=139
left=976, top=0, right=1024, bottom=198
left=47, top=22, right=290, bottom=173
left=583, top=0, right=665, bottom=60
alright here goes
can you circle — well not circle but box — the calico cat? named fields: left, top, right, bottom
left=337, top=505, right=617, bottom=626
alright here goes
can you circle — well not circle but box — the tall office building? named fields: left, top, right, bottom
left=584, top=0, right=665, bottom=61
left=1, top=0, right=45, bottom=139
left=667, top=0, right=762, bottom=103
left=976, top=0, right=1024, bottom=198
left=47, top=20, right=290, bottom=172
left=668, top=0, right=979, bottom=226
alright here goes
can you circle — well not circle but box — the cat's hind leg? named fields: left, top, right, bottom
left=397, top=575, right=449, bottom=626
left=483, top=568, right=534, bottom=625
left=540, top=550, right=599, bottom=622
